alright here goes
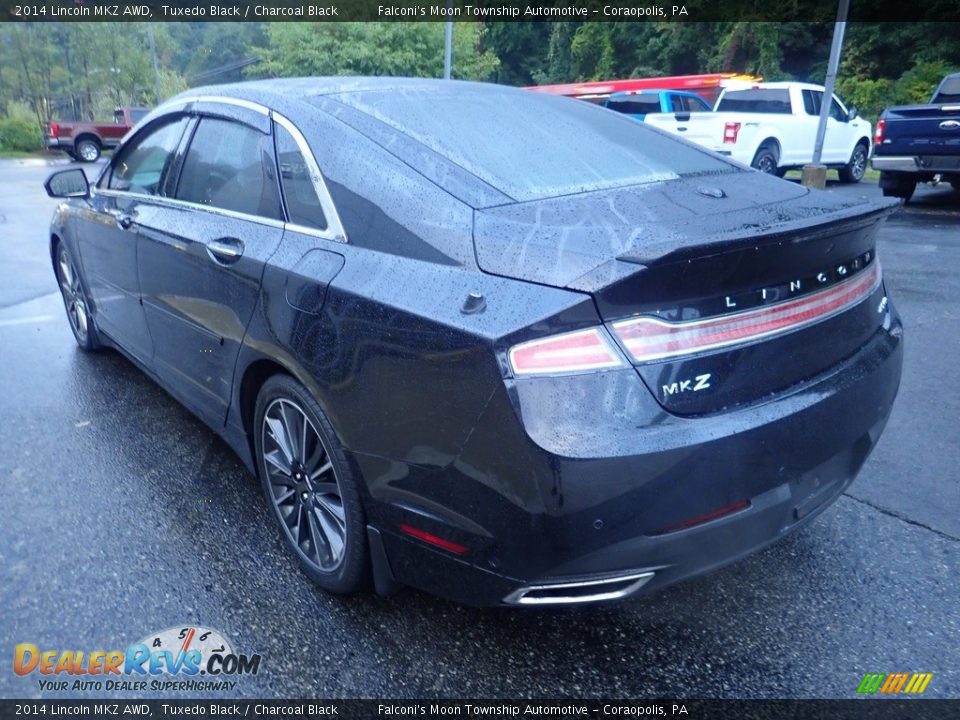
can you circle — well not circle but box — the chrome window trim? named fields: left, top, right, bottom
left=93, top=188, right=287, bottom=231
left=272, top=111, right=347, bottom=243
left=157, top=95, right=271, bottom=116
left=103, top=96, right=349, bottom=243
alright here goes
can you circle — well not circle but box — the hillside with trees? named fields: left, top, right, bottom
left=1, top=21, right=958, bottom=152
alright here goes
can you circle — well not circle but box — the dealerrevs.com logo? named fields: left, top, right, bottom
left=14, top=626, right=262, bottom=692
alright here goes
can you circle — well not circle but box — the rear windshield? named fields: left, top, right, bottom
left=330, top=85, right=733, bottom=203
left=933, top=76, right=960, bottom=104
left=716, top=89, right=791, bottom=114
left=606, top=96, right=661, bottom=115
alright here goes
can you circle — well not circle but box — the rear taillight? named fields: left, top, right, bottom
left=611, top=261, right=882, bottom=363
left=509, top=327, right=626, bottom=376
left=874, top=119, right=885, bottom=145
left=48, top=123, right=59, bottom=139
left=723, top=122, right=741, bottom=144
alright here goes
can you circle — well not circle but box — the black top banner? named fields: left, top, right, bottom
left=0, top=700, right=957, bottom=720
left=1, top=0, right=957, bottom=22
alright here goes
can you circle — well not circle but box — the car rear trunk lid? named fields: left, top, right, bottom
left=474, top=172, right=897, bottom=414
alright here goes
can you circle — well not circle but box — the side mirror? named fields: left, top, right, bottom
left=675, top=111, right=691, bottom=122
left=847, top=107, right=859, bottom=121
left=44, top=168, right=89, bottom=199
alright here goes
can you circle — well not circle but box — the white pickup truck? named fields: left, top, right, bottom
left=644, top=82, right=873, bottom=182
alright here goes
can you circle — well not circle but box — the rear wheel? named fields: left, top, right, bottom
left=879, top=171, right=917, bottom=202
left=55, top=243, right=100, bottom=351
left=751, top=144, right=780, bottom=175
left=75, top=137, right=101, bottom=163
left=254, top=375, right=368, bottom=595
left=838, top=142, right=869, bottom=183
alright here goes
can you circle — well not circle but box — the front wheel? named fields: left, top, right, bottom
left=751, top=145, right=780, bottom=175
left=838, top=143, right=868, bottom=183
left=55, top=243, right=100, bottom=351
left=254, top=375, right=369, bottom=595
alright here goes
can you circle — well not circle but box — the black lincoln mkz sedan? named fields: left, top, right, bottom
left=44, top=78, right=903, bottom=606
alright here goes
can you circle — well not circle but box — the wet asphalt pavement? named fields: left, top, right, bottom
left=0, top=158, right=957, bottom=700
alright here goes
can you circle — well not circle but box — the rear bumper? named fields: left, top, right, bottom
left=368, top=310, right=903, bottom=607
left=872, top=156, right=918, bottom=172
left=46, top=137, right=71, bottom=151
left=873, top=154, right=960, bottom=174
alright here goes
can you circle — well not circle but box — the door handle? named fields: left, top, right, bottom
left=206, top=237, right=244, bottom=263
left=107, top=209, right=135, bottom=230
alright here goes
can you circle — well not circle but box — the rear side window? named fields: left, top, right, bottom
left=606, top=96, right=661, bottom=116
left=933, top=76, right=960, bottom=104
left=108, top=117, right=188, bottom=196
left=275, top=124, right=327, bottom=231
left=689, top=95, right=710, bottom=112
left=717, top=89, right=791, bottom=114
left=175, top=117, right=282, bottom=220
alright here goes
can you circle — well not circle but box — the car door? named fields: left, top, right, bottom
left=801, top=90, right=851, bottom=164
left=80, top=115, right=190, bottom=362
left=823, top=94, right=856, bottom=163
left=136, top=109, right=285, bottom=429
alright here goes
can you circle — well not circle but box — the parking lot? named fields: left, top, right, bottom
left=0, top=158, right=957, bottom=698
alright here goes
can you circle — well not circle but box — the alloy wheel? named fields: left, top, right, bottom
left=851, top=147, right=867, bottom=181
left=57, top=247, right=89, bottom=344
left=77, top=141, right=99, bottom=162
left=260, top=397, right=347, bottom=573
left=755, top=152, right=777, bottom=174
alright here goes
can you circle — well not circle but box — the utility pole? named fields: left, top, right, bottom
left=147, top=22, right=162, bottom=105
left=802, top=0, right=850, bottom=188
left=443, top=8, right=452, bottom=79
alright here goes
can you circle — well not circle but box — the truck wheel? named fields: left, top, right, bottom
left=751, top=145, right=780, bottom=175
left=838, top=142, right=868, bottom=183
left=75, top=137, right=101, bottom=163
left=879, top=172, right=917, bottom=202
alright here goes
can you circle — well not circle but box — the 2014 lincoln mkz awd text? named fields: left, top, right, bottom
left=44, top=78, right=903, bottom=606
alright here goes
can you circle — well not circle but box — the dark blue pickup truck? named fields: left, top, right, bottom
left=872, top=72, right=960, bottom=200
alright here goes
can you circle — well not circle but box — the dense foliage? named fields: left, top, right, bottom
left=1, top=21, right=958, bottom=137
left=0, top=117, right=40, bottom=151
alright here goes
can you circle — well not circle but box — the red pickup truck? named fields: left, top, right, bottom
left=46, top=107, right=150, bottom=163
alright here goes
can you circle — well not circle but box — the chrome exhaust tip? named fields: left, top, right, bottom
left=502, top=571, right=654, bottom=606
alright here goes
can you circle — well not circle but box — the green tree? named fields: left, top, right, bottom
left=250, top=23, right=498, bottom=81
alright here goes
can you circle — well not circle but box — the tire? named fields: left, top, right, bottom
left=838, top=142, right=869, bottom=183
left=55, top=242, right=100, bottom=351
left=75, top=137, right=101, bottom=163
left=879, top=172, right=917, bottom=202
left=254, top=374, right=368, bottom=595
left=751, top=144, right=780, bottom=175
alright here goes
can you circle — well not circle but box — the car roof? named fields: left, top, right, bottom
left=608, top=89, right=699, bottom=98
left=722, top=81, right=825, bottom=92
left=160, top=77, right=735, bottom=205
